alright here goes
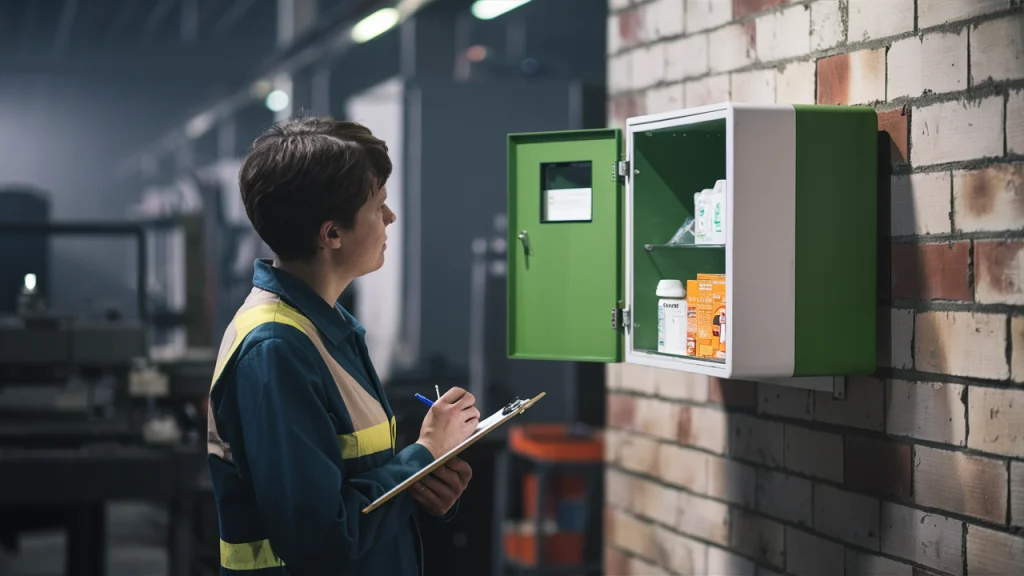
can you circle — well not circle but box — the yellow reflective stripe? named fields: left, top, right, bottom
left=220, top=538, right=284, bottom=570
left=211, top=301, right=312, bottom=385
left=338, top=417, right=396, bottom=459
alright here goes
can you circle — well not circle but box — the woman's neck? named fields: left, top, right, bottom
left=275, top=256, right=353, bottom=307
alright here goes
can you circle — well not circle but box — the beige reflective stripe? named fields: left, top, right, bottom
left=211, top=299, right=310, bottom=386
left=337, top=416, right=396, bottom=459
left=220, top=538, right=284, bottom=570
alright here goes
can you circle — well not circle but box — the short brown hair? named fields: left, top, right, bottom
left=239, top=117, right=392, bottom=261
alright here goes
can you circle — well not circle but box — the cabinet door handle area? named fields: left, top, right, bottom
left=518, top=230, right=531, bottom=257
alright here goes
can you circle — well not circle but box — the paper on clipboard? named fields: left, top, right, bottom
left=362, top=392, right=545, bottom=514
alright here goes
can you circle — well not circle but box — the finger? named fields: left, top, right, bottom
left=411, top=483, right=444, bottom=510
left=454, top=391, right=476, bottom=411
left=430, top=465, right=463, bottom=492
left=464, top=407, right=481, bottom=423
left=445, top=458, right=473, bottom=485
left=440, top=387, right=468, bottom=404
left=420, top=474, right=457, bottom=500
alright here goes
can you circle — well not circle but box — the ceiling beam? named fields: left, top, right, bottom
left=181, top=0, right=199, bottom=44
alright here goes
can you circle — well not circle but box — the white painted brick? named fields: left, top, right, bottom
left=608, top=14, right=621, bottom=56
left=786, top=527, right=844, bottom=576
left=629, top=556, right=670, bottom=576
left=607, top=468, right=636, bottom=509
left=1009, top=90, right=1024, bottom=155
left=886, top=380, right=967, bottom=446
left=912, top=97, right=1004, bottom=166
left=652, top=526, right=707, bottom=576
left=610, top=0, right=631, bottom=11
left=967, top=525, right=1024, bottom=576
left=658, top=443, right=708, bottom=493
left=915, top=311, right=1009, bottom=380
left=887, top=30, right=968, bottom=99
left=818, top=48, right=886, bottom=105
left=954, top=163, right=1024, bottom=233
left=612, top=510, right=656, bottom=557
left=677, top=491, right=731, bottom=545
left=886, top=307, right=915, bottom=369
left=686, top=0, right=731, bottom=33
left=729, top=509, right=785, bottom=568
left=709, top=24, right=755, bottom=73
left=605, top=428, right=625, bottom=462
left=848, top=0, right=914, bottom=42
left=606, top=363, right=622, bottom=390
left=655, top=365, right=709, bottom=402
left=890, top=172, right=952, bottom=236
left=914, top=445, right=1008, bottom=523
left=635, top=478, right=680, bottom=526
left=810, top=0, right=843, bottom=51
left=643, top=0, right=685, bottom=40
left=689, top=405, right=728, bottom=454
left=756, top=470, right=812, bottom=526
left=685, top=74, right=730, bottom=107
left=632, top=43, right=667, bottom=90
left=730, top=415, right=785, bottom=467
left=1014, top=316, right=1024, bottom=384
left=919, top=0, right=1006, bottom=29
left=775, top=61, right=815, bottom=104
left=785, top=425, right=843, bottom=481
left=620, top=362, right=657, bottom=394
left=1012, top=461, right=1024, bottom=526
left=815, top=485, right=880, bottom=549
left=969, top=386, right=1024, bottom=458
left=635, top=397, right=680, bottom=441
left=756, top=5, right=811, bottom=63
left=971, top=12, right=1024, bottom=84
left=609, top=53, right=632, bottom=95
left=731, top=69, right=775, bottom=104
left=664, top=34, right=710, bottom=82
left=758, top=382, right=812, bottom=420
left=815, top=376, right=884, bottom=431
left=708, top=547, right=755, bottom=576
left=881, top=503, right=963, bottom=574
left=846, top=550, right=913, bottom=576
left=707, top=455, right=756, bottom=507
left=620, top=431, right=659, bottom=474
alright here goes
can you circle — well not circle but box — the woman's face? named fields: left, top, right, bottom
left=336, top=185, right=396, bottom=277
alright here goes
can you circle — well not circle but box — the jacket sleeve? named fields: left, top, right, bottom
left=233, top=336, right=435, bottom=572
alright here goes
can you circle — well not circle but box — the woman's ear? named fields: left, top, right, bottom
left=320, top=221, right=342, bottom=248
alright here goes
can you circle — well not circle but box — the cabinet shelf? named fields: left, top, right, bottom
left=635, top=349, right=726, bottom=364
left=643, top=243, right=726, bottom=252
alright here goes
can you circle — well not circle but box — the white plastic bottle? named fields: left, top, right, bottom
left=708, top=179, right=728, bottom=244
left=657, top=279, right=687, bottom=356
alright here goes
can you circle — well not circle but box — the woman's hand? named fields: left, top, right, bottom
left=411, top=457, right=472, bottom=516
left=416, top=387, right=480, bottom=458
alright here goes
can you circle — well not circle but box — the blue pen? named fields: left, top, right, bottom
left=415, top=393, right=434, bottom=408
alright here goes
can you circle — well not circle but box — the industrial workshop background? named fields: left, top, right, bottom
left=1, top=0, right=1024, bottom=575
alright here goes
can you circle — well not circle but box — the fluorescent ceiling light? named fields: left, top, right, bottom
left=471, top=0, right=531, bottom=20
left=265, top=90, right=290, bottom=112
left=351, top=7, right=401, bottom=43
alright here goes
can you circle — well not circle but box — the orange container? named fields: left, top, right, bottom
left=509, top=424, right=603, bottom=463
left=504, top=522, right=584, bottom=567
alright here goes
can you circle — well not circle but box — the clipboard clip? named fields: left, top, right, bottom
left=501, top=398, right=525, bottom=416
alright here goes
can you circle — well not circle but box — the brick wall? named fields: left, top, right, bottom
left=604, top=1, right=1024, bottom=574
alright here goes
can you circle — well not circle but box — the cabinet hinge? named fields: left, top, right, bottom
left=617, top=160, right=630, bottom=179
left=612, top=307, right=631, bottom=332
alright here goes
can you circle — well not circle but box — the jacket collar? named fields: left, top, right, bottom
left=250, top=258, right=364, bottom=346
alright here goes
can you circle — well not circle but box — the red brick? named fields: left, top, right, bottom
left=677, top=404, right=693, bottom=443
left=608, top=394, right=636, bottom=429
left=845, top=436, right=912, bottom=499
left=878, top=108, right=910, bottom=166
left=890, top=242, right=971, bottom=301
left=605, top=545, right=629, bottom=575
left=709, top=378, right=758, bottom=410
left=954, top=163, right=1024, bottom=233
left=976, top=240, right=1024, bottom=305
left=734, top=0, right=785, bottom=18
left=817, top=49, right=886, bottom=105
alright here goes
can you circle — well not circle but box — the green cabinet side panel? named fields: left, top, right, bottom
left=793, top=105, right=878, bottom=376
left=507, top=129, right=623, bottom=362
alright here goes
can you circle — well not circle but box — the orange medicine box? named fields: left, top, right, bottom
left=698, top=274, right=727, bottom=360
left=685, top=280, right=698, bottom=356
left=696, top=278, right=715, bottom=358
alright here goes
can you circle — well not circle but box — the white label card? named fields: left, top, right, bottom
left=543, top=187, right=592, bottom=222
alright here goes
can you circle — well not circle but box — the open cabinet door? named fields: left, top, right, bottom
left=507, top=129, right=623, bottom=362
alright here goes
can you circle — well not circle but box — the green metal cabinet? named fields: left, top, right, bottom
left=507, top=103, right=878, bottom=382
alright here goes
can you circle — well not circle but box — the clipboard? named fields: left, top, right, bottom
left=362, top=392, right=546, bottom=514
